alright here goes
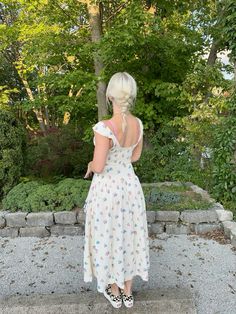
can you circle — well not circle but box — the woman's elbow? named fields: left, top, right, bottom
left=131, top=156, right=140, bottom=163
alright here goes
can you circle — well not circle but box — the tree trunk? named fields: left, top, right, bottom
left=207, top=40, right=219, bottom=66
left=16, top=68, right=47, bottom=134
left=86, top=1, right=107, bottom=120
left=234, top=59, right=236, bottom=87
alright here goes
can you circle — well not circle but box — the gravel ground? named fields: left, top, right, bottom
left=0, top=232, right=235, bottom=314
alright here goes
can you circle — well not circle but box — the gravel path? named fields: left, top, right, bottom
left=0, top=232, right=235, bottom=314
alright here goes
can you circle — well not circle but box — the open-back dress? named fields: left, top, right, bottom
left=83, top=117, right=150, bottom=293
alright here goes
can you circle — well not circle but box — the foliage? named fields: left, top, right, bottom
left=54, top=178, right=91, bottom=211
left=142, top=185, right=214, bottom=211
left=2, top=178, right=91, bottom=212
left=2, top=177, right=214, bottom=213
left=211, top=97, right=236, bottom=203
left=134, top=122, right=212, bottom=190
left=221, top=0, right=236, bottom=62
left=0, top=0, right=235, bottom=212
left=148, top=189, right=181, bottom=204
left=0, top=0, right=207, bottom=133
left=2, top=181, right=41, bottom=212
left=0, top=110, right=26, bottom=198
left=23, top=123, right=93, bottom=178
left=0, top=86, right=18, bottom=110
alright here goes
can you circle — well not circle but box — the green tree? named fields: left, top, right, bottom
left=0, top=110, right=26, bottom=198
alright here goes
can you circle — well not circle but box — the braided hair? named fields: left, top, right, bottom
left=106, top=72, right=137, bottom=132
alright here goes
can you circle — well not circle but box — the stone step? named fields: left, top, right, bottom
left=0, top=288, right=197, bottom=314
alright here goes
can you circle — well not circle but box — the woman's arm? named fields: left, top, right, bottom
left=131, top=137, right=143, bottom=162
left=90, top=131, right=111, bottom=173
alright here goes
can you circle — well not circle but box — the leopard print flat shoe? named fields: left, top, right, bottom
left=120, top=288, right=134, bottom=308
left=103, top=284, right=122, bottom=308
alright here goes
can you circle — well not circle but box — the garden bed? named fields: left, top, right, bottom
left=0, top=181, right=235, bottom=248
left=142, top=182, right=214, bottom=211
left=0, top=179, right=216, bottom=213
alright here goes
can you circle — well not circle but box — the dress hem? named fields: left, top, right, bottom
left=84, top=272, right=149, bottom=293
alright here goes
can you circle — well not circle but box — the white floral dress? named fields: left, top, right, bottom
left=83, top=117, right=150, bottom=293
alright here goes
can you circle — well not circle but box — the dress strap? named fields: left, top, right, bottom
left=107, top=119, right=118, bottom=137
left=134, top=117, right=143, bottom=146
left=136, top=118, right=140, bottom=143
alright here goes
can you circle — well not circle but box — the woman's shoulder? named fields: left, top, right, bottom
left=108, top=114, right=142, bottom=122
left=92, top=120, right=113, bottom=138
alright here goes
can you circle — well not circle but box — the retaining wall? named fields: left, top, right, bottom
left=0, top=182, right=235, bottom=247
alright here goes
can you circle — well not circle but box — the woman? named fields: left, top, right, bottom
left=83, top=72, right=150, bottom=308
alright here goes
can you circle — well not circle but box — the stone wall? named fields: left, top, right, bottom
left=0, top=182, right=235, bottom=247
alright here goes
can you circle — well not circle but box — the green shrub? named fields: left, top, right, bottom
left=143, top=185, right=214, bottom=211
left=148, top=188, right=181, bottom=204
left=0, top=110, right=26, bottom=198
left=27, top=184, right=58, bottom=212
left=55, top=178, right=91, bottom=211
left=24, top=123, right=93, bottom=179
left=134, top=123, right=211, bottom=189
left=2, top=178, right=91, bottom=212
left=211, top=113, right=236, bottom=203
left=2, top=181, right=41, bottom=211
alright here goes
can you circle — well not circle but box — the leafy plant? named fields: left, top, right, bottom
left=211, top=112, right=236, bottom=203
left=2, top=181, right=41, bottom=212
left=143, top=185, right=214, bottom=211
left=24, top=123, right=93, bottom=179
left=2, top=178, right=91, bottom=212
left=0, top=110, right=26, bottom=199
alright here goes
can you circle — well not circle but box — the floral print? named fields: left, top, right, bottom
left=83, top=118, right=150, bottom=293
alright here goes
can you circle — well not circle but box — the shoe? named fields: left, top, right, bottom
left=120, top=288, right=134, bottom=308
left=103, top=284, right=122, bottom=308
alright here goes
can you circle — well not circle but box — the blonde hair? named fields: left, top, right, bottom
left=106, top=72, right=137, bottom=132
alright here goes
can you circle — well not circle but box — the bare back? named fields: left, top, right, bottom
left=106, top=114, right=140, bottom=148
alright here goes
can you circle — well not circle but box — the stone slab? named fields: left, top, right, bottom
left=0, top=227, right=18, bottom=238
left=156, top=211, right=179, bottom=222
left=19, top=227, right=50, bottom=238
left=50, top=225, right=84, bottom=236
left=209, top=202, right=225, bottom=210
left=0, top=216, right=6, bottom=228
left=191, top=223, right=223, bottom=234
left=0, top=288, right=197, bottom=314
left=189, top=184, right=215, bottom=202
left=231, top=232, right=236, bottom=247
left=222, top=221, right=236, bottom=238
left=180, top=210, right=218, bottom=224
left=166, top=223, right=191, bottom=235
left=54, top=211, right=77, bottom=225
left=150, top=222, right=165, bottom=234
left=76, top=210, right=86, bottom=224
left=26, top=212, right=54, bottom=227
left=229, top=227, right=236, bottom=240
left=5, top=212, right=27, bottom=227
left=215, top=209, right=233, bottom=222
left=146, top=211, right=156, bottom=223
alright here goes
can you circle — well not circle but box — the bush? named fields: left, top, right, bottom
left=211, top=114, right=236, bottom=203
left=134, top=123, right=211, bottom=189
left=27, top=184, right=58, bottom=212
left=2, top=181, right=41, bottom=211
left=0, top=110, right=26, bottom=198
left=55, top=178, right=91, bottom=211
left=24, top=123, right=93, bottom=179
left=2, top=178, right=91, bottom=212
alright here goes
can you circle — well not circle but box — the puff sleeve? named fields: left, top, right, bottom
left=92, top=121, right=113, bottom=145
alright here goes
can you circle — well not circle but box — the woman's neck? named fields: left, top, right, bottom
left=112, top=111, right=130, bottom=116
